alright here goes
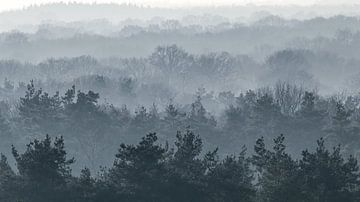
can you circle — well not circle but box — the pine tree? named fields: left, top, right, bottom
left=0, top=154, right=17, bottom=202
left=163, top=101, right=186, bottom=133
left=0, top=112, right=12, bottom=151
left=186, top=96, right=216, bottom=140
left=299, top=138, right=360, bottom=202
left=166, top=130, right=209, bottom=202
left=18, top=81, right=64, bottom=135
left=294, top=91, right=325, bottom=150
left=73, top=167, right=96, bottom=202
left=327, top=102, right=360, bottom=156
left=108, top=133, right=167, bottom=201
left=11, top=135, right=74, bottom=202
left=253, top=135, right=302, bottom=202
left=207, top=148, right=255, bottom=202
left=246, top=93, right=283, bottom=140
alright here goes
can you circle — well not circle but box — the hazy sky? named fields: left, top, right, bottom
left=0, top=0, right=357, bottom=12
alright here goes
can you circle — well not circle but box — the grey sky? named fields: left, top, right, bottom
left=0, top=0, right=358, bottom=12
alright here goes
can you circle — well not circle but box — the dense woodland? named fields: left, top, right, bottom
left=0, top=80, right=360, bottom=202
left=0, top=80, right=360, bottom=169
left=1, top=3, right=360, bottom=201
left=1, top=130, right=360, bottom=202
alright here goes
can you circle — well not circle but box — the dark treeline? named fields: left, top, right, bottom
left=1, top=131, right=360, bottom=202
left=1, top=81, right=360, bottom=173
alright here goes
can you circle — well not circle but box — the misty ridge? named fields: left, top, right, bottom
left=2, top=4, right=360, bottom=94
left=1, top=2, right=360, bottom=202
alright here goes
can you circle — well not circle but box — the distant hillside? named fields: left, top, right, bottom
left=1, top=3, right=360, bottom=32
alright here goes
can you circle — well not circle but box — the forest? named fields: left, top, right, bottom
left=1, top=130, right=360, bottom=201
left=1, top=2, right=360, bottom=202
left=0, top=80, right=359, bottom=201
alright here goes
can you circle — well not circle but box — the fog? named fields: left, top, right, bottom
left=1, top=3, right=360, bottom=202
left=2, top=0, right=360, bottom=11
